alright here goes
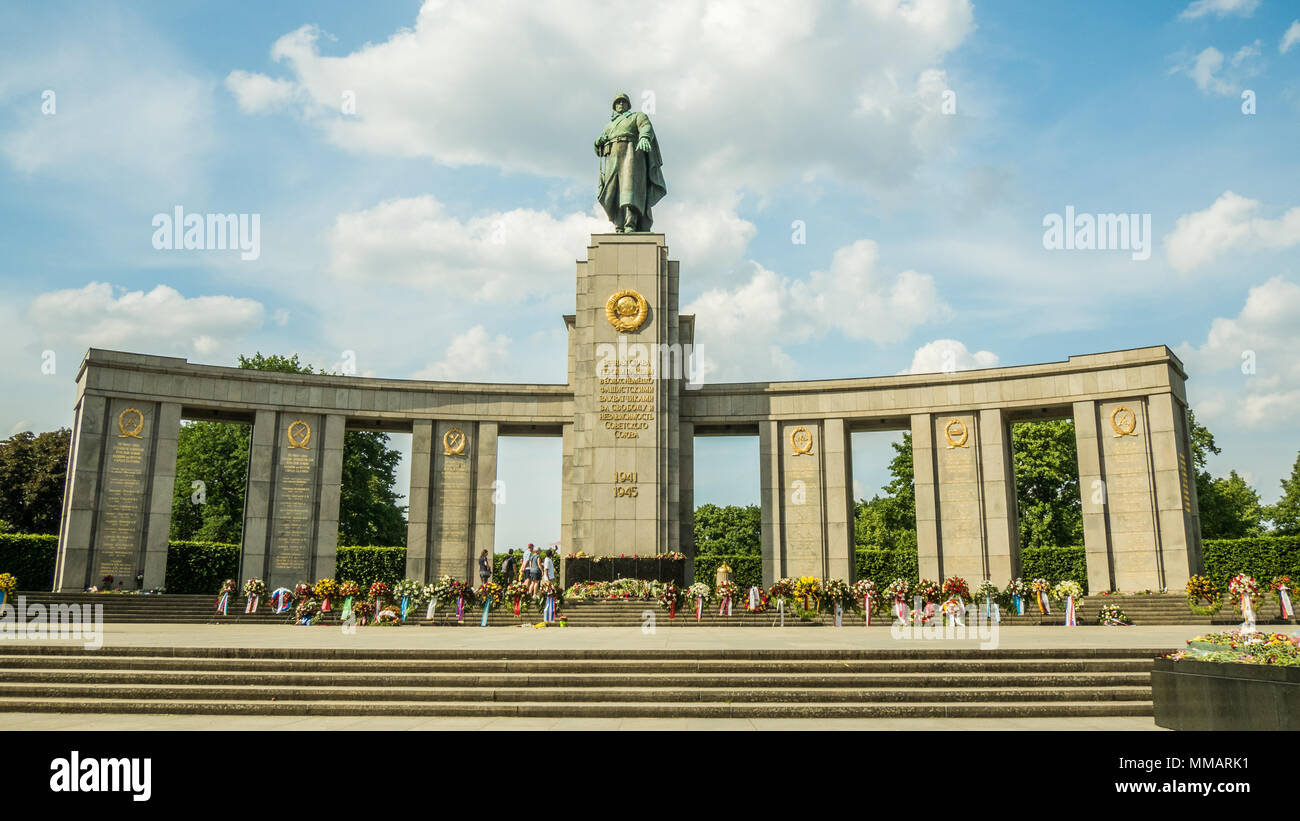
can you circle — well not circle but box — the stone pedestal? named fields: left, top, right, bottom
left=566, top=234, right=691, bottom=558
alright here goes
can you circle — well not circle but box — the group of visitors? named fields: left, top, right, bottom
left=479, top=544, right=557, bottom=594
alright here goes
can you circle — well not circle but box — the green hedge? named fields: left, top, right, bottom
left=0, top=533, right=57, bottom=590
left=692, top=553, right=762, bottom=589
left=164, top=540, right=241, bottom=594
left=1021, top=546, right=1089, bottom=594
left=855, top=548, right=919, bottom=590
left=1203, top=535, right=1300, bottom=589
left=334, top=546, right=407, bottom=589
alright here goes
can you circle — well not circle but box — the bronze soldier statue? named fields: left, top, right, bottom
left=595, top=93, right=667, bottom=233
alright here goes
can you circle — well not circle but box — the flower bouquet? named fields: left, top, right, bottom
left=368, top=580, right=391, bottom=607
left=477, top=580, right=503, bottom=626
left=659, top=581, right=681, bottom=618
left=242, top=577, right=266, bottom=613
left=0, top=572, right=16, bottom=607
left=1030, top=578, right=1051, bottom=614
left=506, top=580, right=529, bottom=615
left=1052, top=580, right=1083, bottom=625
left=350, top=599, right=375, bottom=625
left=914, top=578, right=940, bottom=605
left=392, top=579, right=424, bottom=621
left=314, top=578, right=338, bottom=612
left=687, top=582, right=712, bottom=621
left=292, top=582, right=312, bottom=602
left=792, top=576, right=822, bottom=613
left=1271, top=575, right=1295, bottom=619
left=941, top=576, right=970, bottom=602
left=822, top=578, right=851, bottom=626
left=215, top=578, right=237, bottom=615
left=1184, top=574, right=1222, bottom=616
left=294, top=596, right=323, bottom=625
left=715, top=579, right=739, bottom=616
left=744, top=585, right=769, bottom=614
left=1098, top=601, right=1131, bottom=626
left=883, top=578, right=910, bottom=621
left=337, top=580, right=360, bottom=620
left=973, top=580, right=999, bottom=618
left=851, top=579, right=877, bottom=623
left=1005, top=577, right=1028, bottom=614
left=1229, top=573, right=1260, bottom=629
left=940, top=597, right=966, bottom=625
left=769, top=578, right=795, bottom=600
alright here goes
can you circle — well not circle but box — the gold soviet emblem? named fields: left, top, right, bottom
left=117, top=408, right=144, bottom=439
left=287, top=419, right=312, bottom=449
left=443, top=427, right=467, bottom=456
left=1110, top=406, right=1138, bottom=437
left=605, top=288, right=649, bottom=333
left=944, top=419, right=969, bottom=448
left=790, top=426, right=813, bottom=455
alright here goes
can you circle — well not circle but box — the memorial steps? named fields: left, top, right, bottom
left=0, top=646, right=1157, bottom=718
left=11, top=592, right=1287, bottom=627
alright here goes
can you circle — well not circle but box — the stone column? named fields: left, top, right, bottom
left=679, top=420, right=695, bottom=583
left=911, top=412, right=941, bottom=581
left=1148, top=393, right=1201, bottom=591
left=776, top=420, right=827, bottom=579
left=239, top=409, right=277, bottom=583
left=560, top=422, right=574, bottom=584
left=264, top=412, right=323, bottom=590
left=932, top=412, right=985, bottom=582
left=54, top=394, right=107, bottom=591
left=313, top=414, right=346, bottom=581
left=1093, top=398, right=1164, bottom=591
left=55, top=398, right=174, bottom=591
left=759, top=419, right=782, bottom=586
left=1073, top=400, right=1114, bottom=593
left=405, top=420, right=434, bottom=582
left=424, top=420, right=496, bottom=583
left=823, top=418, right=855, bottom=581
left=142, top=402, right=182, bottom=589
left=977, top=408, right=1018, bottom=583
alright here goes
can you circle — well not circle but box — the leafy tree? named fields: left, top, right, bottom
left=1012, top=420, right=1082, bottom=550
left=1268, top=452, right=1300, bottom=536
left=855, top=434, right=915, bottom=551
left=1186, top=409, right=1266, bottom=538
left=0, top=428, right=71, bottom=533
left=170, top=421, right=250, bottom=543
left=693, top=503, right=761, bottom=554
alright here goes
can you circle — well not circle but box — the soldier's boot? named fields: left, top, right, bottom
left=623, top=206, right=641, bottom=233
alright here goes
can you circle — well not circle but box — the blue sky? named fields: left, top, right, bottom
left=2, top=0, right=1299, bottom=551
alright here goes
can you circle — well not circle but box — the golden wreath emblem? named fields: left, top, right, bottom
left=605, top=288, right=649, bottom=333
left=116, top=408, right=144, bottom=439
left=790, top=426, right=814, bottom=456
left=1110, top=406, right=1137, bottom=437
left=944, top=419, right=969, bottom=449
left=443, top=427, right=467, bottom=456
left=287, top=420, right=312, bottom=449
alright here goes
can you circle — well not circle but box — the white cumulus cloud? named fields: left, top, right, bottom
left=902, top=339, right=998, bottom=374
left=413, top=325, right=512, bottom=381
left=1164, top=191, right=1300, bottom=272
left=1178, top=0, right=1259, bottom=20
left=26, top=283, right=264, bottom=355
left=1281, top=20, right=1300, bottom=54
left=685, top=239, right=950, bottom=381
left=1176, top=276, right=1300, bottom=430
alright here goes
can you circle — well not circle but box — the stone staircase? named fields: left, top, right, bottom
left=0, top=645, right=1159, bottom=718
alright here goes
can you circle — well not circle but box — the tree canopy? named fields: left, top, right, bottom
left=0, top=428, right=71, bottom=534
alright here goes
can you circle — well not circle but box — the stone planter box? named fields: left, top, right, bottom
left=1152, top=657, right=1300, bottom=730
